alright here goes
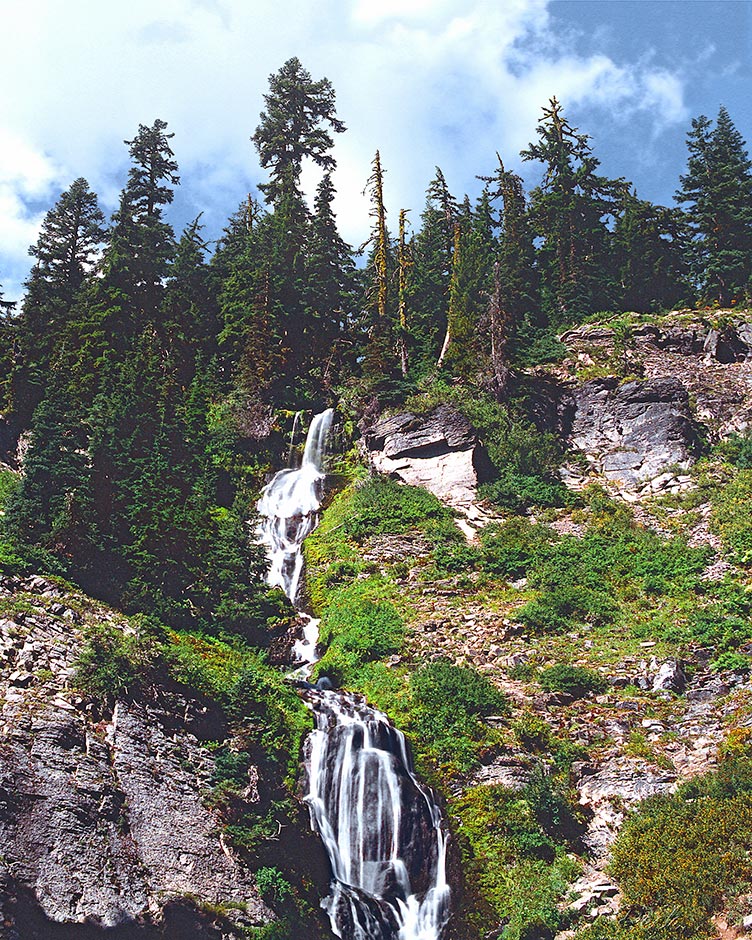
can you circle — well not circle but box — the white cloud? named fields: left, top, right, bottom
left=0, top=0, right=690, bottom=300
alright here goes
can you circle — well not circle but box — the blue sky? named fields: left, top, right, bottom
left=1, top=0, right=750, bottom=301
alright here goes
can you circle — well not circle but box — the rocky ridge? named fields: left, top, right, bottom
left=0, top=575, right=273, bottom=940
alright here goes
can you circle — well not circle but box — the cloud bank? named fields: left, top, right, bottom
left=0, top=0, right=690, bottom=299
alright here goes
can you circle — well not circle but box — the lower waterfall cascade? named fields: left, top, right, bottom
left=256, top=410, right=451, bottom=940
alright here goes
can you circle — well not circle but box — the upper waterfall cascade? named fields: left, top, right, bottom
left=257, top=410, right=450, bottom=940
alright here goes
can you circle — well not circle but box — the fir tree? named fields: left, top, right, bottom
left=361, top=151, right=398, bottom=383
left=303, top=172, right=356, bottom=389
left=252, top=56, right=345, bottom=205
left=251, top=59, right=346, bottom=400
left=62, top=120, right=179, bottom=396
left=522, top=98, right=623, bottom=321
left=613, top=191, right=690, bottom=312
left=12, top=179, right=105, bottom=424
left=407, top=168, right=458, bottom=374
left=676, top=106, right=752, bottom=304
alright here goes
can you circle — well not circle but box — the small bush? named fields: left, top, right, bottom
left=344, top=476, right=454, bottom=541
left=480, top=518, right=558, bottom=579
left=410, top=659, right=509, bottom=718
left=539, top=664, right=608, bottom=698
left=75, top=615, right=167, bottom=699
left=453, top=780, right=580, bottom=940
left=314, top=577, right=405, bottom=686
left=255, top=867, right=294, bottom=904
left=711, top=469, right=752, bottom=566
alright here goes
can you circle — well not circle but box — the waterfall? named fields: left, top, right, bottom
left=257, top=408, right=334, bottom=605
left=257, top=410, right=451, bottom=940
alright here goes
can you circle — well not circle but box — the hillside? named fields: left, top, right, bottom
left=3, top=309, right=752, bottom=939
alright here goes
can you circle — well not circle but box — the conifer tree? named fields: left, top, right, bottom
left=407, top=168, right=458, bottom=374
left=613, top=191, right=690, bottom=312
left=62, top=120, right=179, bottom=396
left=0, top=284, right=17, bottom=414
left=252, top=57, right=345, bottom=205
left=12, top=179, right=105, bottom=423
left=251, top=58, right=346, bottom=398
left=522, top=98, right=623, bottom=321
left=161, top=217, right=218, bottom=385
left=397, top=209, right=411, bottom=377
left=676, top=106, right=752, bottom=304
left=303, top=172, right=356, bottom=388
left=361, top=151, right=398, bottom=381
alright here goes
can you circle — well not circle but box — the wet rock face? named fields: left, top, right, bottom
left=0, top=575, right=272, bottom=938
left=362, top=405, right=491, bottom=510
left=568, top=376, right=699, bottom=487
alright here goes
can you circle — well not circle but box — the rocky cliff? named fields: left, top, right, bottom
left=0, top=574, right=275, bottom=940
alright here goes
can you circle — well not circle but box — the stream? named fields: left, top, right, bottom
left=256, top=410, right=450, bottom=940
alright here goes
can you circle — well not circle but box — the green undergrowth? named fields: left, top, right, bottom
left=75, top=616, right=309, bottom=788
left=453, top=772, right=583, bottom=940
left=357, top=659, right=509, bottom=779
left=434, top=485, right=752, bottom=670
left=575, top=736, right=752, bottom=939
left=305, top=474, right=510, bottom=777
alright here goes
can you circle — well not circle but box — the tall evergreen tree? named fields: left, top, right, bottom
left=407, top=168, right=458, bottom=374
left=303, top=172, right=356, bottom=389
left=252, top=57, right=345, bottom=205
left=0, top=284, right=17, bottom=414
left=522, top=98, right=623, bottom=321
left=161, top=217, right=218, bottom=385
left=250, top=58, right=346, bottom=399
left=11, top=179, right=105, bottom=424
left=62, top=120, right=179, bottom=395
left=361, top=151, right=398, bottom=382
left=676, top=106, right=752, bottom=304
left=613, top=191, right=690, bottom=312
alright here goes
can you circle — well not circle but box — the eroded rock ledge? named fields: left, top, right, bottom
left=362, top=405, right=492, bottom=512
left=0, top=575, right=272, bottom=940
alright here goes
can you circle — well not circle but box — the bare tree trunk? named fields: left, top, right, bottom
left=397, top=208, right=410, bottom=376
left=489, top=261, right=511, bottom=397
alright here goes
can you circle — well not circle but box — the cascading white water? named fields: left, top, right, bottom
left=257, top=410, right=450, bottom=940
left=304, top=692, right=450, bottom=940
left=257, top=408, right=334, bottom=605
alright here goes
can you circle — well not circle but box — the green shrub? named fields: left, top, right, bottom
left=480, top=518, right=558, bottom=579
left=516, top=583, right=617, bottom=633
left=539, top=664, right=608, bottom=698
left=255, top=867, right=294, bottom=904
left=711, top=649, right=751, bottom=672
left=314, top=577, right=404, bottom=686
left=0, top=469, right=20, bottom=511
left=711, top=469, right=752, bottom=566
left=410, top=659, right=509, bottom=717
left=480, top=471, right=571, bottom=513
left=453, top=780, right=580, bottom=940
left=344, top=476, right=455, bottom=541
left=713, top=430, right=752, bottom=468
left=75, top=615, right=167, bottom=698
left=609, top=749, right=752, bottom=940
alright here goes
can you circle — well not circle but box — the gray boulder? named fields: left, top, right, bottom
left=362, top=405, right=490, bottom=510
left=569, top=376, right=699, bottom=487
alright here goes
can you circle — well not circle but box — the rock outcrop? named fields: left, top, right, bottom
left=362, top=405, right=492, bottom=514
left=567, top=376, right=699, bottom=488
left=0, top=575, right=272, bottom=939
